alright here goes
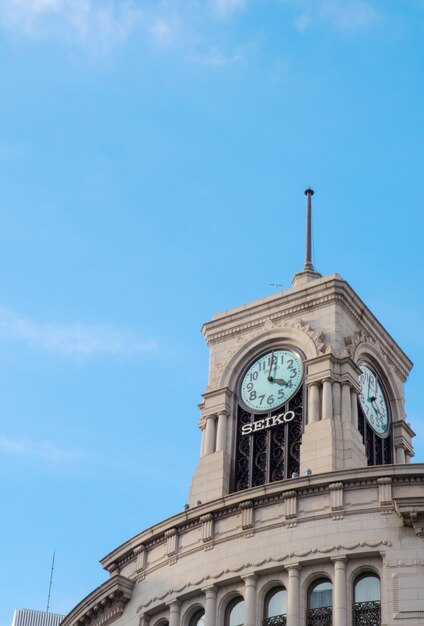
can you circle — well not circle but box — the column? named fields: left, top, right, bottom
left=204, top=414, right=217, bottom=456
left=396, top=446, right=406, bottom=464
left=341, top=383, right=351, bottom=423
left=308, top=383, right=321, bottom=423
left=332, top=557, right=347, bottom=626
left=200, top=423, right=206, bottom=457
left=286, top=565, right=300, bottom=626
left=322, top=379, right=333, bottom=420
left=204, top=586, right=217, bottom=626
left=351, top=389, right=359, bottom=429
left=243, top=574, right=257, bottom=626
left=168, top=600, right=181, bottom=626
left=216, top=410, right=228, bottom=452
left=332, top=381, right=341, bottom=421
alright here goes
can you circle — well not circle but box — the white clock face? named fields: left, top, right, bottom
left=358, top=364, right=390, bottom=436
left=240, top=349, right=303, bottom=412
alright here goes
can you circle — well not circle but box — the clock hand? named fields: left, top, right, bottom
left=267, top=351, right=274, bottom=382
left=370, top=397, right=382, bottom=418
left=273, top=378, right=288, bottom=385
left=367, top=378, right=372, bottom=402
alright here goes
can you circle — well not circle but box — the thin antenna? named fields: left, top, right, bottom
left=304, top=187, right=315, bottom=271
left=46, top=549, right=55, bottom=613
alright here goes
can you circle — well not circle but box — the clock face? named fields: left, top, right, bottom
left=358, top=364, right=390, bottom=436
left=240, top=349, right=303, bottom=412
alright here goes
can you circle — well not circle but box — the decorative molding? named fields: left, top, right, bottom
left=208, top=317, right=327, bottom=389
left=343, top=330, right=400, bottom=377
left=282, top=318, right=327, bottom=354
left=377, top=477, right=392, bottom=507
left=61, top=576, right=134, bottom=626
left=107, top=562, right=120, bottom=576
left=101, top=466, right=424, bottom=573
left=165, top=528, right=178, bottom=557
left=200, top=513, right=214, bottom=543
left=284, top=490, right=297, bottom=520
left=134, top=545, right=147, bottom=573
left=202, top=283, right=412, bottom=381
left=239, top=500, right=254, bottom=530
left=394, top=497, right=424, bottom=537
left=329, top=482, right=344, bottom=513
left=136, top=540, right=392, bottom=612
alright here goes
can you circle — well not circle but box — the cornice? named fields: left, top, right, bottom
left=61, top=576, right=134, bottom=626
left=201, top=275, right=412, bottom=381
left=100, top=464, right=424, bottom=573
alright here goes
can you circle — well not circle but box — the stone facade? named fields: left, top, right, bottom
left=61, top=272, right=424, bottom=626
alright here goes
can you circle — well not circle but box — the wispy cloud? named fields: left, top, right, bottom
left=283, top=0, right=380, bottom=33
left=0, top=0, right=249, bottom=56
left=190, top=47, right=243, bottom=66
left=211, top=0, right=246, bottom=20
left=0, top=0, right=142, bottom=44
left=0, top=306, right=156, bottom=358
left=0, top=434, right=78, bottom=462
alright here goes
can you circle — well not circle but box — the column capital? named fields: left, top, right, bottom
left=166, top=599, right=182, bottom=608
left=242, top=573, right=258, bottom=582
left=285, top=563, right=301, bottom=572
left=202, top=584, right=217, bottom=595
left=331, top=555, right=347, bottom=564
left=308, top=381, right=321, bottom=388
left=205, top=413, right=217, bottom=422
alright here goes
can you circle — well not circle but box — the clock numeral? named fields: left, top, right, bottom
left=278, top=389, right=285, bottom=400
left=267, top=394, right=275, bottom=406
left=249, top=391, right=257, bottom=401
left=290, top=369, right=297, bottom=379
left=249, top=372, right=259, bottom=382
left=246, top=383, right=254, bottom=392
left=258, top=394, right=265, bottom=405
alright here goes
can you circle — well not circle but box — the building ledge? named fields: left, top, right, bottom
left=394, top=496, right=424, bottom=536
left=61, top=576, right=134, bottom=626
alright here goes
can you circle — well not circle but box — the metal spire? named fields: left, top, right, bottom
left=291, top=187, right=321, bottom=287
left=304, top=187, right=315, bottom=271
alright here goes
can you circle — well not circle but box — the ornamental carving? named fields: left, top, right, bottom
left=200, top=513, right=214, bottom=542
left=136, top=540, right=391, bottom=611
left=165, top=528, right=178, bottom=557
left=133, top=545, right=146, bottom=573
left=239, top=500, right=254, bottom=529
left=342, top=330, right=400, bottom=377
left=208, top=318, right=327, bottom=389
left=61, top=576, right=134, bottom=626
left=329, top=482, right=344, bottom=511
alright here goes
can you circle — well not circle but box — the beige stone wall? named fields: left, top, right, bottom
left=61, top=275, right=420, bottom=626
left=190, top=274, right=413, bottom=506
left=67, top=465, right=424, bottom=626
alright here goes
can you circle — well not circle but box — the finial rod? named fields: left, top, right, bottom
left=304, top=187, right=315, bottom=271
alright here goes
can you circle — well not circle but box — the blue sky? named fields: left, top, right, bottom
left=1, top=1, right=424, bottom=624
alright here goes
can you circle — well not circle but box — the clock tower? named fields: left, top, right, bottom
left=63, top=188, right=424, bottom=626
left=189, top=190, right=414, bottom=506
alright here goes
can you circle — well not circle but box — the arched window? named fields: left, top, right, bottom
left=189, top=609, right=205, bottom=626
left=307, top=579, right=332, bottom=626
left=263, top=587, right=287, bottom=625
left=353, top=573, right=381, bottom=626
left=225, top=597, right=245, bottom=626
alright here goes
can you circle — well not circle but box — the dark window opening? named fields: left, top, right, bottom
left=233, top=387, right=304, bottom=493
